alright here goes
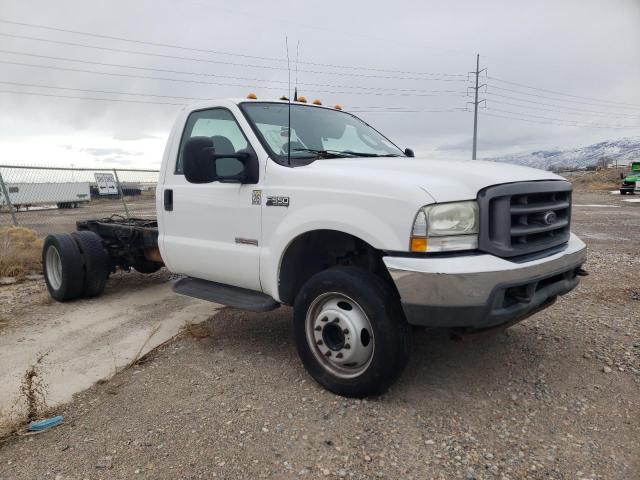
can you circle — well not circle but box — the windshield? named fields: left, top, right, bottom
left=240, top=102, right=404, bottom=163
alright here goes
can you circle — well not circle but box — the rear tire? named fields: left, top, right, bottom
left=42, top=234, right=85, bottom=302
left=293, top=266, right=410, bottom=398
left=72, top=231, right=110, bottom=298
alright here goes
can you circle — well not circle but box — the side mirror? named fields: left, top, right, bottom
left=183, top=136, right=259, bottom=184
left=404, top=148, right=415, bottom=158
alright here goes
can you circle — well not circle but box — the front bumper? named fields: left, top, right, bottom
left=383, top=233, right=587, bottom=328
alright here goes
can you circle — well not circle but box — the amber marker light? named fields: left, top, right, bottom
left=246, top=93, right=257, bottom=99
left=410, top=237, right=428, bottom=252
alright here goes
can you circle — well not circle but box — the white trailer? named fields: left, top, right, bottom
left=0, top=182, right=91, bottom=210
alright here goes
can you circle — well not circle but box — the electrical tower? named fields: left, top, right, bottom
left=468, top=54, right=486, bottom=160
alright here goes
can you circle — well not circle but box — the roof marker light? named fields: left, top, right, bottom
left=297, top=96, right=307, bottom=103
left=334, top=104, right=342, bottom=110
left=312, top=99, right=322, bottom=105
left=246, top=93, right=257, bottom=99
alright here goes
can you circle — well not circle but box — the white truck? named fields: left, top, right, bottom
left=0, top=182, right=91, bottom=209
left=41, top=97, right=587, bottom=397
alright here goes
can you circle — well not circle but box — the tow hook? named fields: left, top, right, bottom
left=576, top=267, right=589, bottom=277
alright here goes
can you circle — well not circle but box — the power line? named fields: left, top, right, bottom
left=484, top=91, right=640, bottom=118
left=481, top=111, right=640, bottom=130
left=0, top=58, right=466, bottom=98
left=0, top=34, right=468, bottom=93
left=485, top=107, right=640, bottom=129
left=486, top=84, right=640, bottom=110
left=486, top=98, right=640, bottom=120
left=0, top=89, right=184, bottom=106
left=0, top=80, right=219, bottom=101
left=488, top=75, right=640, bottom=108
left=0, top=19, right=467, bottom=79
left=0, top=88, right=465, bottom=115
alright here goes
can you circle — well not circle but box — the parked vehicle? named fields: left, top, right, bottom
left=41, top=97, right=587, bottom=397
left=0, top=182, right=90, bottom=210
left=619, top=161, right=640, bottom=195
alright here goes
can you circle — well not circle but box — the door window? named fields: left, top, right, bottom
left=176, top=108, right=250, bottom=174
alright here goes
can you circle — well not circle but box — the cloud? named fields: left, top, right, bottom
left=0, top=0, right=638, bottom=163
left=81, top=147, right=144, bottom=157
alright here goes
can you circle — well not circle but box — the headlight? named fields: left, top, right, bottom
left=410, top=201, right=479, bottom=252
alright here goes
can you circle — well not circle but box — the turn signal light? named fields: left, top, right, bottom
left=410, top=237, right=428, bottom=252
left=246, top=93, right=257, bottom=99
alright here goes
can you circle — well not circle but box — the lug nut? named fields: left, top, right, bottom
left=332, top=318, right=340, bottom=323
left=321, top=317, right=328, bottom=322
left=336, top=353, right=343, bottom=359
left=344, top=343, right=351, bottom=349
left=342, top=328, right=349, bottom=334
left=315, top=326, right=321, bottom=331
left=325, top=351, right=332, bottom=357
left=316, top=340, right=323, bottom=345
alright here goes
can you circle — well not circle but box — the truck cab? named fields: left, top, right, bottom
left=155, top=97, right=586, bottom=396
left=42, top=96, right=587, bottom=397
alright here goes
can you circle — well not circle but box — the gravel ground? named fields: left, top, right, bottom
left=0, top=188, right=638, bottom=480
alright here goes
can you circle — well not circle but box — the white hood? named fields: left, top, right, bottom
left=306, top=157, right=565, bottom=203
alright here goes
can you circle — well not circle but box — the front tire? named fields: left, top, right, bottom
left=43, top=234, right=85, bottom=302
left=293, top=267, right=410, bottom=398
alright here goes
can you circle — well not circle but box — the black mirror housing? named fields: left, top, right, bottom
left=404, top=148, right=415, bottom=158
left=183, top=136, right=217, bottom=184
left=183, top=136, right=259, bottom=184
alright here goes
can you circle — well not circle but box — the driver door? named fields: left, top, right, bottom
left=160, top=108, right=262, bottom=291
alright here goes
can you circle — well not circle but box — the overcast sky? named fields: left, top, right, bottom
left=0, top=0, right=639, bottom=168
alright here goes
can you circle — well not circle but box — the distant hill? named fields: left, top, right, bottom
left=485, top=138, right=640, bottom=171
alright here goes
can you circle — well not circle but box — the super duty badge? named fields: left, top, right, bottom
left=266, top=196, right=290, bottom=207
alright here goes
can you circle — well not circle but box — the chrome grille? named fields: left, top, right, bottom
left=477, top=180, right=572, bottom=258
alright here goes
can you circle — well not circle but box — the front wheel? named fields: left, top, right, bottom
left=293, top=267, right=410, bottom=398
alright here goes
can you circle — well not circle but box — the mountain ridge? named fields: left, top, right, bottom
left=485, top=138, right=640, bottom=171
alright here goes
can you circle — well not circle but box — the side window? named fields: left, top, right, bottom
left=176, top=108, right=251, bottom=174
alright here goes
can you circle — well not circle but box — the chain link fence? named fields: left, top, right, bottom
left=0, top=165, right=159, bottom=235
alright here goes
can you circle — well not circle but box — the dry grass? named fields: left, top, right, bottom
left=0, top=227, right=43, bottom=278
left=568, top=169, right=623, bottom=191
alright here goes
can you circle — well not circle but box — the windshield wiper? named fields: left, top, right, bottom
left=292, top=148, right=352, bottom=158
left=292, top=148, right=400, bottom=158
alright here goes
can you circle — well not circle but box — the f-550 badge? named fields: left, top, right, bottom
left=266, top=196, right=290, bottom=207
left=252, top=190, right=262, bottom=205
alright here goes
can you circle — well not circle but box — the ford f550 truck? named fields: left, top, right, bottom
left=41, top=97, right=587, bottom=397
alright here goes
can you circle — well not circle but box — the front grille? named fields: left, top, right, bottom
left=477, top=180, right=572, bottom=258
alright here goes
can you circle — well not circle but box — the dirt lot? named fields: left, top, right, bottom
left=0, top=188, right=638, bottom=480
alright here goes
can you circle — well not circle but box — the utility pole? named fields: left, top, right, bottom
left=468, top=54, right=486, bottom=160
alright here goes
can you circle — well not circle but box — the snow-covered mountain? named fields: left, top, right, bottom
left=485, top=138, right=640, bottom=171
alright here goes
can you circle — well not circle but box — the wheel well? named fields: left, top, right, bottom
left=278, top=230, right=397, bottom=305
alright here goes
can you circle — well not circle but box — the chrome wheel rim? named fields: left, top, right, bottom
left=305, top=292, right=374, bottom=379
left=45, top=246, right=63, bottom=290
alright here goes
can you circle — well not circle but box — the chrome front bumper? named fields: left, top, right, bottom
left=383, top=233, right=587, bottom=328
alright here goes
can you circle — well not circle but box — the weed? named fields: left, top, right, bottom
left=0, top=227, right=43, bottom=278
left=19, top=353, right=48, bottom=422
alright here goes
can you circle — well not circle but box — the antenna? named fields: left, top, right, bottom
left=294, top=40, right=300, bottom=101
left=285, top=36, right=292, bottom=166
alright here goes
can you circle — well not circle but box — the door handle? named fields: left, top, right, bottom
left=164, top=189, right=173, bottom=211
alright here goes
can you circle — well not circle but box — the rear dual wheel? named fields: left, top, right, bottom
left=43, top=232, right=110, bottom=302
